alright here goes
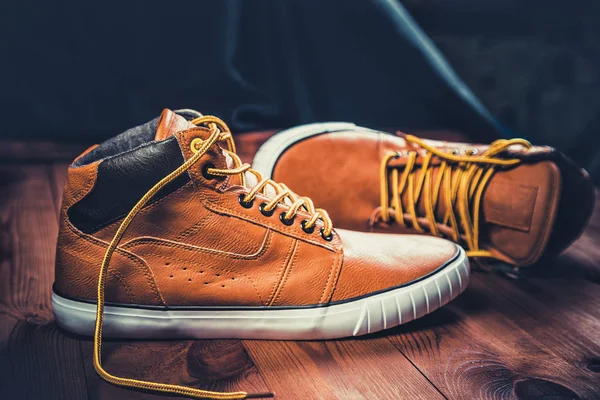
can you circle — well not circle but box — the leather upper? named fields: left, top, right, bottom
left=271, top=127, right=594, bottom=267
left=54, top=110, right=459, bottom=308
left=331, top=230, right=458, bottom=302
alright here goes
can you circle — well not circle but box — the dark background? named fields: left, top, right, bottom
left=1, top=0, right=598, bottom=182
left=408, top=0, right=600, bottom=183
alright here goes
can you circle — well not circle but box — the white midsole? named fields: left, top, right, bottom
left=52, top=249, right=469, bottom=340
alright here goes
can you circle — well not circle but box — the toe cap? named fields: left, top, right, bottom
left=331, top=229, right=461, bottom=302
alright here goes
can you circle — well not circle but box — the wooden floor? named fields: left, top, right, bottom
left=1, top=134, right=600, bottom=400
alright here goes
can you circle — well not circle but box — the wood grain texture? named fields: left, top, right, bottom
left=0, top=137, right=599, bottom=400
left=245, top=338, right=444, bottom=400
left=0, top=165, right=88, bottom=400
left=387, top=288, right=599, bottom=399
left=81, top=340, right=269, bottom=400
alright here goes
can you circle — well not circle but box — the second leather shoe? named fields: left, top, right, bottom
left=253, top=122, right=594, bottom=268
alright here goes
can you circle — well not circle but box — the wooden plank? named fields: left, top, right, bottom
left=387, top=277, right=600, bottom=399
left=244, top=338, right=443, bottom=400
left=497, top=265, right=600, bottom=342
left=81, top=339, right=270, bottom=399
left=473, top=272, right=600, bottom=375
left=4, top=321, right=89, bottom=400
left=0, top=165, right=88, bottom=399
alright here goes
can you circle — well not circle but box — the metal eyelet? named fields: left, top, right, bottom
left=320, top=228, right=333, bottom=241
left=238, top=193, right=254, bottom=209
left=280, top=212, right=295, bottom=226
left=190, top=138, right=203, bottom=153
left=468, top=148, right=478, bottom=155
left=301, top=220, right=315, bottom=234
left=202, top=163, right=216, bottom=180
left=259, top=203, right=275, bottom=217
left=451, top=148, right=459, bottom=155
left=395, top=151, right=403, bottom=158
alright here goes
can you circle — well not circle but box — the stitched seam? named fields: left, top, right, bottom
left=109, top=270, right=137, bottom=304
left=175, top=213, right=214, bottom=240
left=267, top=237, right=297, bottom=306
left=59, top=246, right=137, bottom=304
left=65, top=220, right=165, bottom=306
left=271, top=240, right=300, bottom=306
left=122, top=230, right=272, bottom=260
left=66, top=165, right=97, bottom=208
left=320, top=248, right=344, bottom=304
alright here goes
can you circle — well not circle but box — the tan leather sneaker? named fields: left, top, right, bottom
left=52, top=110, right=468, bottom=398
left=253, top=122, right=595, bottom=269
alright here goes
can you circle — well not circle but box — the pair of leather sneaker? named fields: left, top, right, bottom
left=52, top=109, right=593, bottom=399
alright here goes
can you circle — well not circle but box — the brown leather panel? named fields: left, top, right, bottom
left=483, top=181, right=538, bottom=232
left=331, top=230, right=458, bottom=302
left=272, top=130, right=386, bottom=232
left=94, top=183, right=271, bottom=256
left=483, top=161, right=561, bottom=265
left=93, top=182, right=201, bottom=242
left=272, top=240, right=343, bottom=306
left=55, top=218, right=165, bottom=306
left=55, top=161, right=164, bottom=305
left=121, top=230, right=301, bottom=307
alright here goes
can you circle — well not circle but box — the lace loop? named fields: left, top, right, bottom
left=378, top=134, right=532, bottom=262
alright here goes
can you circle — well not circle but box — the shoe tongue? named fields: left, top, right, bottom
left=226, top=155, right=279, bottom=198
left=154, top=109, right=196, bottom=141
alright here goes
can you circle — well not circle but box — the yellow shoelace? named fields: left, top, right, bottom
left=377, top=134, right=532, bottom=262
left=93, top=116, right=332, bottom=399
left=194, top=117, right=333, bottom=238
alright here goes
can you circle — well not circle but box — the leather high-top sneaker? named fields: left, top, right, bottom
left=253, top=122, right=594, bottom=270
left=53, top=110, right=468, bottom=399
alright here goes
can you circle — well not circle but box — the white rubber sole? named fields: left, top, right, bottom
left=253, top=121, right=380, bottom=179
left=52, top=249, right=469, bottom=340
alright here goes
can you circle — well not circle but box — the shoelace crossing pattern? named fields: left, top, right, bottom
left=93, top=116, right=332, bottom=399
left=377, top=134, right=532, bottom=263
left=194, top=116, right=333, bottom=239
